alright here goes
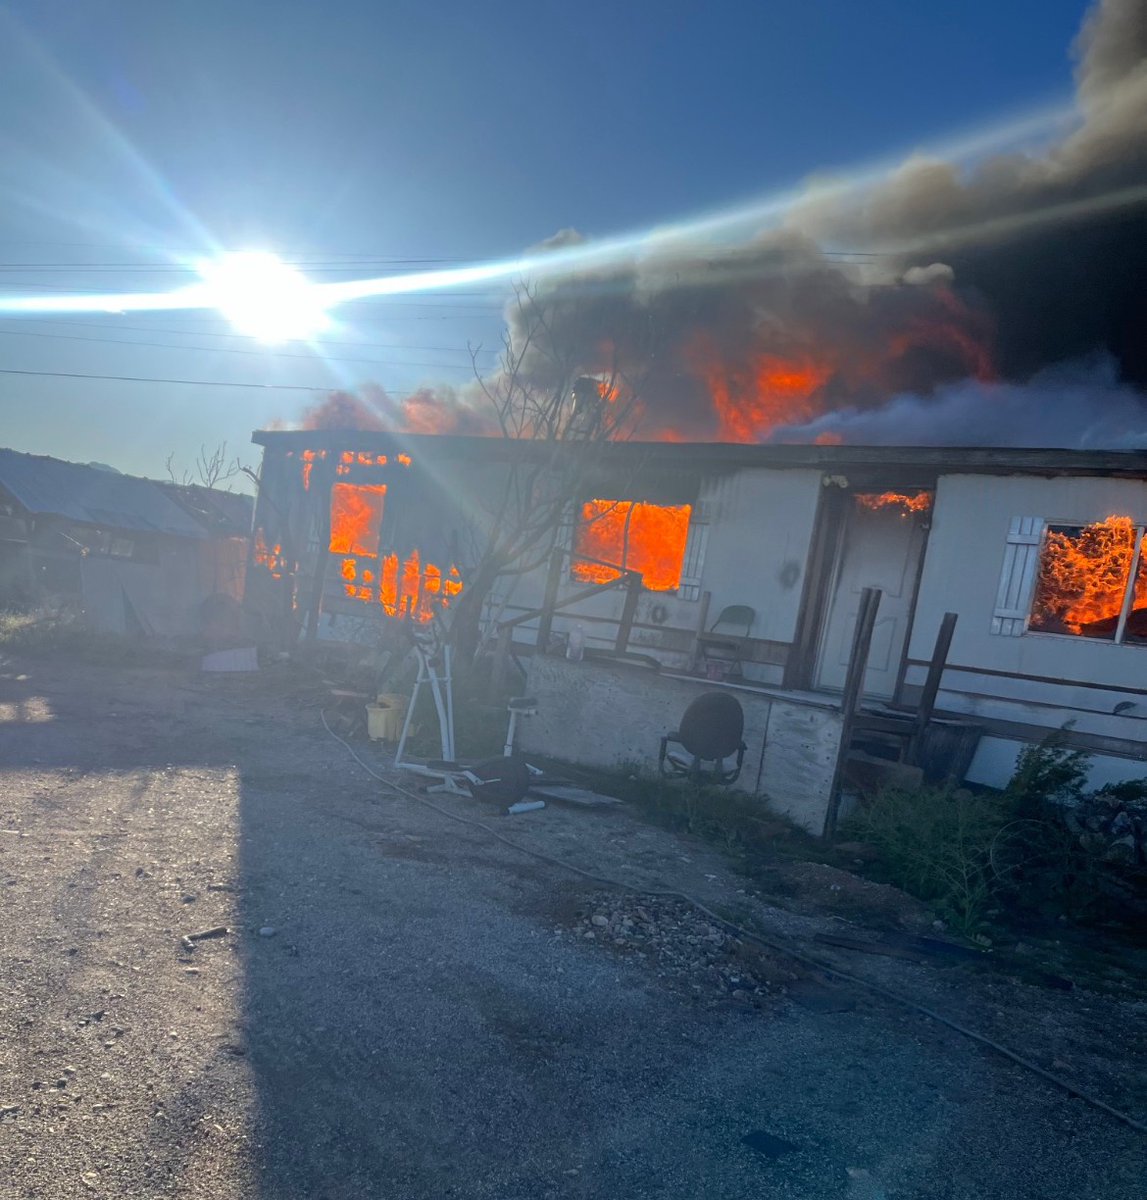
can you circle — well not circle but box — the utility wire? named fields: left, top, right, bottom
left=320, top=710, right=1147, bottom=1138
left=0, top=327, right=481, bottom=373
left=0, top=366, right=389, bottom=393
left=0, top=316, right=497, bottom=356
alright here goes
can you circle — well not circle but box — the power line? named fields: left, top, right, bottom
left=0, top=326, right=482, bottom=373
left=0, top=316, right=497, bottom=356
left=0, top=366, right=413, bottom=394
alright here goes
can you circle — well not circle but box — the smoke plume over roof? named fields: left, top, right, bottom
left=293, top=0, right=1147, bottom=449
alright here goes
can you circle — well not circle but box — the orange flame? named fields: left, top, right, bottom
left=339, top=551, right=463, bottom=621
left=328, top=483, right=387, bottom=556
left=300, top=448, right=326, bottom=490
left=1031, top=516, right=1146, bottom=637
left=253, top=528, right=287, bottom=579
left=856, top=491, right=933, bottom=516
left=687, top=334, right=834, bottom=442
left=571, top=499, right=692, bottom=593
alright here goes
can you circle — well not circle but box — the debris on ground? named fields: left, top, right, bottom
left=568, top=892, right=802, bottom=1007
left=185, top=925, right=230, bottom=942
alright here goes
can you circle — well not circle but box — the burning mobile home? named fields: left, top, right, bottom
left=248, top=429, right=1147, bottom=832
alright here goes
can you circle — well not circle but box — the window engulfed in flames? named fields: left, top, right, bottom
left=571, top=499, right=692, bottom=593
left=329, top=483, right=387, bottom=556
left=1030, top=516, right=1147, bottom=643
left=855, top=491, right=933, bottom=517
left=328, top=480, right=462, bottom=621
left=339, top=550, right=463, bottom=620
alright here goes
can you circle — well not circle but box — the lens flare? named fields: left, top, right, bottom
left=195, top=252, right=331, bottom=342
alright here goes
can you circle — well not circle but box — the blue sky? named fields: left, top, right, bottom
left=0, top=0, right=1092, bottom=479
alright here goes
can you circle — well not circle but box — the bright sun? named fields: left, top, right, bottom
left=196, top=251, right=331, bottom=342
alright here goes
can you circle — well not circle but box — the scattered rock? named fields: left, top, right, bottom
left=258, top=925, right=277, bottom=937
left=570, top=892, right=798, bottom=1007
left=186, top=926, right=230, bottom=942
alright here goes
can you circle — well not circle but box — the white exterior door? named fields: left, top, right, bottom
left=815, top=496, right=930, bottom=698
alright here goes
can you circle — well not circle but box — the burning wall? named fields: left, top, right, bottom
left=252, top=452, right=464, bottom=624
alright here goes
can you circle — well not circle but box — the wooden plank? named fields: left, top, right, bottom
left=528, top=784, right=622, bottom=807
left=907, top=611, right=958, bottom=758
left=823, top=586, right=881, bottom=839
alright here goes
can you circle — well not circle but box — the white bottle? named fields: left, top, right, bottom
left=567, top=623, right=585, bottom=662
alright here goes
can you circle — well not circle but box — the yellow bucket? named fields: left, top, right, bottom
left=366, top=693, right=409, bottom=741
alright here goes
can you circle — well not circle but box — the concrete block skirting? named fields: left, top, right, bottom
left=519, top=654, right=845, bottom=835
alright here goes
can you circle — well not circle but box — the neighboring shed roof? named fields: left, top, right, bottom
left=157, top=483, right=254, bottom=538
left=0, top=448, right=207, bottom=539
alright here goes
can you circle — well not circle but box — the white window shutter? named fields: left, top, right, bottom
left=991, top=517, right=1044, bottom=636
left=677, top=502, right=710, bottom=602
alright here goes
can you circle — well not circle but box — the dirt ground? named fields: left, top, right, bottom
left=0, top=656, right=1144, bottom=1199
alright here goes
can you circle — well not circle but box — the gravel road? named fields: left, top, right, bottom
left=0, top=658, right=1144, bottom=1199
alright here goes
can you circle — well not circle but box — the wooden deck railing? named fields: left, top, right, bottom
left=488, top=546, right=644, bottom=697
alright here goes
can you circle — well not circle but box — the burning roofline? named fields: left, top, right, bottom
left=250, top=429, right=1147, bottom=480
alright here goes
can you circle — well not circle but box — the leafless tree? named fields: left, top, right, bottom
left=446, top=282, right=652, bottom=662
left=165, top=442, right=250, bottom=490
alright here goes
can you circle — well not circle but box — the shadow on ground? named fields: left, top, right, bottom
left=1, top=659, right=1144, bottom=1199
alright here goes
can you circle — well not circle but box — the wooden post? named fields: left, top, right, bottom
left=536, top=546, right=565, bottom=650
left=304, top=465, right=334, bottom=644
left=489, top=623, right=513, bottom=701
left=823, top=587, right=881, bottom=840
left=906, top=611, right=958, bottom=763
left=614, top=572, right=643, bottom=655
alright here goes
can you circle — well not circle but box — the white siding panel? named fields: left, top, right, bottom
left=910, top=473, right=1147, bottom=693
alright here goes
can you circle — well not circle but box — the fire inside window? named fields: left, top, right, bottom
left=571, top=499, right=693, bottom=593
left=327, top=480, right=463, bottom=620
left=1029, top=516, right=1147, bottom=645
left=328, top=483, right=387, bottom=556
left=855, top=491, right=933, bottom=517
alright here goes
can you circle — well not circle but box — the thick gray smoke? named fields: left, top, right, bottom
left=793, top=0, right=1147, bottom=387
left=317, top=0, right=1147, bottom=447
left=774, top=354, right=1147, bottom=449
left=479, top=0, right=1147, bottom=446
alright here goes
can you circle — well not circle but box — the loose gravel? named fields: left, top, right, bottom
left=1, top=657, right=1144, bottom=1199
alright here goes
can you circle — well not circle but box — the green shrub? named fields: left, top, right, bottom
left=848, top=734, right=1147, bottom=932
left=997, top=736, right=1147, bottom=922
left=844, top=785, right=1010, bottom=933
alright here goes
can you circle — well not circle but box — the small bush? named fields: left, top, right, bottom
left=847, top=734, right=1147, bottom=932
left=0, top=607, right=186, bottom=668
left=997, top=737, right=1147, bottom=922
left=844, top=785, right=1010, bottom=933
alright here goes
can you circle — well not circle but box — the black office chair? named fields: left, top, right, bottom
left=659, top=691, right=748, bottom=785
